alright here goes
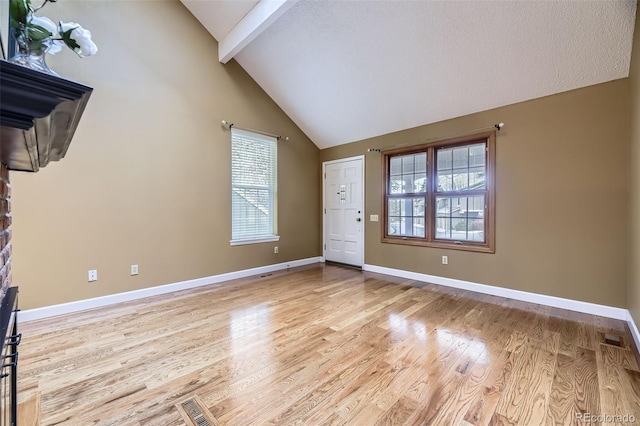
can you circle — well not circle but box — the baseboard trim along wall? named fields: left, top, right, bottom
left=363, top=263, right=640, bottom=349
left=628, top=311, right=640, bottom=355
left=20, top=258, right=640, bottom=351
left=20, top=257, right=324, bottom=323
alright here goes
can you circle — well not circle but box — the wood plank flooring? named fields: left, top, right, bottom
left=16, top=264, right=640, bottom=425
left=17, top=393, right=41, bottom=426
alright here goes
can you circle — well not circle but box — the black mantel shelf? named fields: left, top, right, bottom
left=0, top=59, right=93, bottom=172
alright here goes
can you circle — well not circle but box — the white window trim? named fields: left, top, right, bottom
left=230, top=236, right=280, bottom=246
left=230, top=128, right=278, bottom=245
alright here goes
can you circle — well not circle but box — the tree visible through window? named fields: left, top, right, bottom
left=383, top=131, right=495, bottom=253
left=230, top=128, right=278, bottom=244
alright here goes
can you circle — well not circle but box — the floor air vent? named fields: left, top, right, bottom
left=176, top=395, right=219, bottom=426
left=601, top=332, right=626, bottom=348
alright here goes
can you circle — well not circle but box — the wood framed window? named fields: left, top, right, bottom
left=382, top=131, right=495, bottom=253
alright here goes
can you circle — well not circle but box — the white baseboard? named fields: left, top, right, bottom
left=363, top=264, right=629, bottom=321
left=21, top=257, right=639, bottom=341
left=628, top=311, right=640, bottom=353
left=20, top=257, right=324, bottom=323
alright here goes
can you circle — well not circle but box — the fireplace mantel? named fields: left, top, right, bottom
left=0, top=59, right=93, bottom=172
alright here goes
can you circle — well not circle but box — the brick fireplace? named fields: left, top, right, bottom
left=0, top=164, right=10, bottom=300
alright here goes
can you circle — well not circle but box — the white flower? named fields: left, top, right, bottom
left=29, top=15, right=58, bottom=37
left=11, top=0, right=98, bottom=60
left=47, top=40, right=63, bottom=55
left=71, top=26, right=97, bottom=57
left=25, top=15, right=62, bottom=54
left=59, top=21, right=98, bottom=57
left=58, top=21, right=76, bottom=33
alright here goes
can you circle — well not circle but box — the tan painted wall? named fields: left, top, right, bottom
left=629, top=4, right=640, bottom=328
left=321, top=80, right=630, bottom=308
left=10, top=1, right=321, bottom=310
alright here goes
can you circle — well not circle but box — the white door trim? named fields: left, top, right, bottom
left=322, top=155, right=366, bottom=267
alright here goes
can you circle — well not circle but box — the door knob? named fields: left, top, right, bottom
left=356, top=218, right=361, bottom=222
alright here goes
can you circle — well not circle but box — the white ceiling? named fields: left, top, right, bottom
left=181, top=0, right=637, bottom=149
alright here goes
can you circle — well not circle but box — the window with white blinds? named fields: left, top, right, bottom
left=230, top=128, right=279, bottom=245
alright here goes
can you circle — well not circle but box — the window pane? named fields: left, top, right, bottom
left=402, top=174, right=413, bottom=193
left=231, top=129, right=277, bottom=241
left=390, top=178, right=403, bottom=194
left=390, top=157, right=402, bottom=176
left=402, top=156, right=414, bottom=173
left=413, top=198, right=425, bottom=216
left=414, top=176, right=427, bottom=193
left=469, top=144, right=485, bottom=167
left=387, top=196, right=425, bottom=237
left=467, top=219, right=484, bottom=241
left=232, top=188, right=273, bottom=239
left=388, top=217, right=401, bottom=235
left=232, top=142, right=275, bottom=187
left=390, top=153, right=427, bottom=194
left=437, top=170, right=453, bottom=192
left=413, top=217, right=425, bottom=237
left=468, top=167, right=485, bottom=189
left=453, top=146, right=469, bottom=169
left=438, top=148, right=452, bottom=169
left=388, top=199, right=401, bottom=216
left=436, top=196, right=451, bottom=214
left=435, top=195, right=485, bottom=242
left=436, top=143, right=486, bottom=191
left=415, top=154, right=427, bottom=173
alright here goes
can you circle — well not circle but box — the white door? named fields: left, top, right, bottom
left=323, top=157, right=364, bottom=267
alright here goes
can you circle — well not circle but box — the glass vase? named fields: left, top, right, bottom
left=8, top=30, right=58, bottom=76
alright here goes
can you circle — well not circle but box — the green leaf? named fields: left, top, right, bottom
left=27, top=23, right=52, bottom=40
left=9, top=0, right=30, bottom=23
left=60, top=27, right=80, bottom=50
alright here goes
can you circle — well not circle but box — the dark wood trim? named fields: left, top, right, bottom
left=382, top=130, right=496, bottom=156
left=380, top=236, right=495, bottom=253
left=486, top=132, right=496, bottom=253
left=381, top=149, right=388, bottom=241
left=427, top=146, right=435, bottom=242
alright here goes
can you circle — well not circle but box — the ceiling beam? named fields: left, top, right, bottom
left=219, top=0, right=299, bottom=64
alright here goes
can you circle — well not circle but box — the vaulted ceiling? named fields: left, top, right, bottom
left=181, top=0, right=637, bottom=149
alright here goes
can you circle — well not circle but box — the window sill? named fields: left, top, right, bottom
left=381, top=236, right=494, bottom=253
left=230, top=236, right=280, bottom=246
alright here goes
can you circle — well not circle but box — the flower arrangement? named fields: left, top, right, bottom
left=9, top=0, right=97, bottom=58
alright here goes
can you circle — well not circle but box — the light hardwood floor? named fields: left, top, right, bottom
left=17, top=264, right=640, bottom=425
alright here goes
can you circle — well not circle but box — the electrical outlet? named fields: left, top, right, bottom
left=274, top=246, right=279, bottom=254
left=442, top=256, right=448, bottom=265
left=88, top=269, right=98, bottom=282
left=370, top=214, right=379, bottom=222
left=131, top=264, right=139, bottom=275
